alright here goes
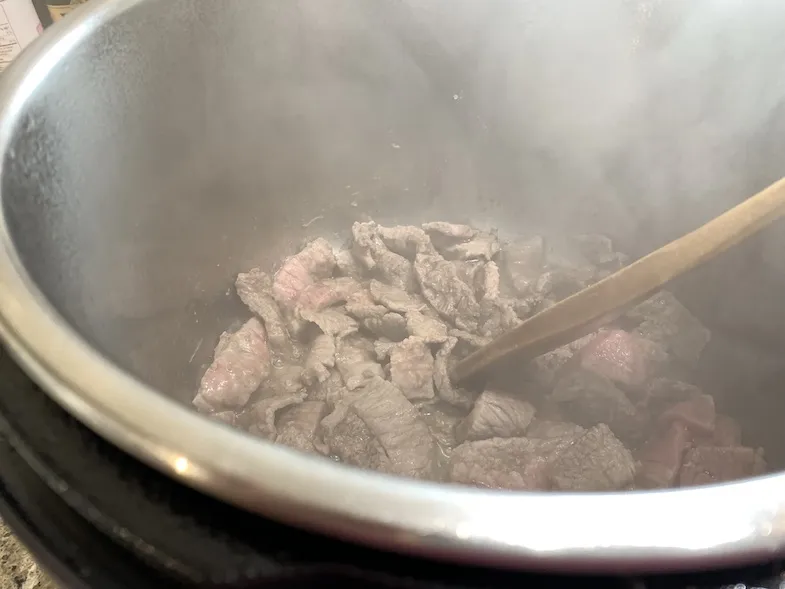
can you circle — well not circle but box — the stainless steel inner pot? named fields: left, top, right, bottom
left=2, top=0, right=785, bottom=574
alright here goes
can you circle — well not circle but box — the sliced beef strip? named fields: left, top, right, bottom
left=322, top=404, right=385, bottom=469
left=456, top=390, right=536, bottom=442
left=389, top=337, right=436, bottom=401
left=478, top=297, right=522, bottom=338
left=235, top=268, right=295, bottom=355
left=258, top=364, right=306, bottom=396
left=433, top=337, right=477, bottom=409
left=551, top=368, right=643, bottom=444
left=550, top=424, right=636, bottom=491
left=627, top=291, right=710, bottom=367
left=446, top=232, right=500, bottom=261
left=351, top=222, right=415, bottom=291
left=526, top=420, right=585, bottom=440
left=276, top=400, right=330, bottom=455
left=272, top=237, right=337, bottom=310
left=248, top=392, right=307, bottom=439
left=415, top=252, right=481, bottom=331
left=376, top=224, right=434, bottom=259
left=419, top=403, right=462, bottom=455
left=335, top=335, right=385, bottom=390
left=373, top=338, right=396, bottom=362
left=295, top=277, right=362, bottom=315
left=579, top=329, right=668, bottom=392
left=351, top=221, right=381, bottom=270
left=369, top=279, right=426, bottom=314
left=303, top=334, right=336, bottom=385
left=500, top=236, right=544, bottom=297
left=300, top=307, right=359, bottom=337
left=405, top=310, right=449, bottom=343
left=195, top=318, right=271, bottom=411
left=335, top=248, right=365, bottom=279
left=422, top=221, right=477, bottom=251
left=307, top=369, right=348, bottom=405
left=641, top=378, right=701, bottom=416
left=363, top=312, right=409, bottom=342
left=636, top=422, right=691, bottom=489
left=660, top=393, right=716, bottom=436
left=679, top=446, right=767, bottom=487
left=352, top=377, right=437, bottom=479
left=452, top=259, right=484, bottom=291
left=536, top=246, right=597, bottom=299
left=478, top=261, right=501, bottom=302
left=345, top=289, right=388, bottom=320
left=528, top=345, right=575, bottom=389
left=449, top=437, right=569, bottom=491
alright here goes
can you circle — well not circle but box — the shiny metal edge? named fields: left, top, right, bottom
left=0, top=0, right=784, bottom=573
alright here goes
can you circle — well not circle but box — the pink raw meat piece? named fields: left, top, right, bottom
left=195, top=318, right=271, bottom=410
left=272, top=238, right=336, bottom=310
left=660, top=393, right=716, bottom=436
left=679, top=446, right=767, bottom=487
left=579, top=329, right=664, bottom=390
left=636, top=422, right=690, bottom=489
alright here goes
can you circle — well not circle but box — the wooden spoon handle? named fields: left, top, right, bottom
left=451, top=176, right=785, bottom=384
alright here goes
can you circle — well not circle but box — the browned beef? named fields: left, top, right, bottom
left=248, top=392, right=307, bottom=439
left=679, top=446, right=767, bottom=487
left=627, top=291, right=710, bottom=367
left=405, top=310, right=450, bottom=343
left=478, top=297, right=522, bottom=338
left=419, top=403, right=462, bottom=455
left=456, top=390, right=536, bottom=442
left=335, top=248, right=365, bottom=279
left=477, top=261, right=500, bottom=301
left=422, top=222, right=477, bottom=251
left=272, top=238, right=336, bottom=310
left=528, top=345, right=575, bottom=389
left=209, top=411, right=238, bottom=426
left=351, top=377, right=437, bottom=479
left=345, top=289, right=388, bottom=321
left=414, top=252, right=481, bottom=332
left=434, top=337, right=477, bottom=409
left=195, top=318, right=271, bottom=411
left=377, top=224, right=434, bottom=259
left=362, top=312, right=408, bottom=341
left=276, top=401, right=329, bottom=454
left=307, top=370, right=347, bottom=405
left=445, top=232, right=500, bottom=261
left=449, top=437, right=567, bottom=490
left=550, top=424, right=636, bottom=491
left=373, top=339, right=396, bottom=362
left=660, top=393, right=716, bottom=436
left=335, top=335, right=385, bottom=390
left=500, top=236, right=544, bottom=296
left=389, top=337, right=435, bottom=401
left=303, top=334, right=335, bottom=385
left=235, top=269, right=294, bottom=354
left=300, top=307, right=359, bottom=337
left=636, top=422, right=690, bottom=489
left=641, top=378, right=701, bottom=416
left=551, top=368, right=641, bottom=443
left=579, top=330, right=667, bottom=391
left=322, top=404, right=385, bottom=469
left=260, top=364, right=306, bottom=396
left=369, top=279, right=426, bottom=314
left=295, top=277, right=362, bottom=315
left=351, top=222, right=415, bottom=291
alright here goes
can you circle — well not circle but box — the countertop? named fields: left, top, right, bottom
left=0, top=520, right=55, bottom=589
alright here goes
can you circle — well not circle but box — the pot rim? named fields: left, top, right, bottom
left=0, top=0, right=784, bottom=574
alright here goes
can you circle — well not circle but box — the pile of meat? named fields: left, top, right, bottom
left=192, top=220, right=767, bottom=491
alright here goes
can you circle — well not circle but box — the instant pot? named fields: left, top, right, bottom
left=2, top=0, right=785, bottom=586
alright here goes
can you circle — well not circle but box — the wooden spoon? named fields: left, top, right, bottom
left=451, top=176, right=785, bottom=384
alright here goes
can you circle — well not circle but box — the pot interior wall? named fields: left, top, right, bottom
left=3, top=0, right=785, bottom=467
